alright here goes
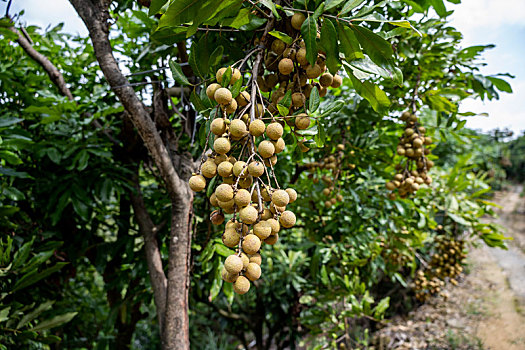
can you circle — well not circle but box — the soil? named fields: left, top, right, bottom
left=373, top=184, right=525, bottom=350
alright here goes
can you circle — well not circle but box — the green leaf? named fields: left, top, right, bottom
left=221, top=66, right=232, bottom=88
left=169, top=59, right=191, bottom=86
left=269, top=30, right=293, bottom=45
left=278, top=90, right=292, bottom=109
left=308, top=86, right=320, bottom=113
left=315, top=121, right=326, bottom=147
left=259, top=0, right=280, bottom=19
left=487, top=76, right=512, bottom=93
left=319, top=100, right=344, bottom=117
left=0, top=307, right=10, bottom=322
left=190, top=90, right=207, bottom=112
left=221, top=8, right=252, bottom=28
left=340, top=0, right=366, bottom=15
left=230, top=78, right=243, bottom=98
left=149, top=0, right=169, bottom=16
left=13, top=263, right=68, bottom=292
left=350, top=25, right=394, bottom=75
left=0, top=116, right=23, bottom=128
left=208, top=46, right=224, bottom=71
left=319, top=19, right=341, bottom=74
left=188, top=38, right=209, bottom=79
left=325, top=0, right=347, bottom=11
left=17, top=301, right=55, bottom=329
left=429, top=0, right=447, bottom=17
left=346, top=67, right=390, bottom=114
left=338, top=23, right=364, bottom=61
left=13, top=239, right=34, bottom=269
left=29, top=312, right=77, bottom=332
left=300, top=16, right=318, bottom=66
left=277, top=105, right=289, bottom=117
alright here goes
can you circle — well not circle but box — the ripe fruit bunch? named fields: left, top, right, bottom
left=386, top=111, right=435, bottom=199
left=304, top=144, right=355, bottom=208
left=411, top=236, right=466, bottom=301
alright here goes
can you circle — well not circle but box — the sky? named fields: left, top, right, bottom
left=3, top=0, right=524, bottom=136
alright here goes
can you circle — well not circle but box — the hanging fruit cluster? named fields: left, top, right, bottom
left=412, top=236, right=466, bottom=302
left=304, top=143, right=355, bottom=208
left=386, top=111, right=434, bottom=199
left=188, top=11, right=341, bottom=294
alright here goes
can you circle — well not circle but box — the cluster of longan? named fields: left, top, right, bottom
left=386, top=111, right=434, bottom=199
left=304, top=144, right=355, bottom=208
left=412, top=236, right=465, bottom=301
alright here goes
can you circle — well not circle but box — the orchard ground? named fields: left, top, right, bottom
left=374, top=185, right=525, bottom=350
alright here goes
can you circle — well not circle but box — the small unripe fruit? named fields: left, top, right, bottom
left=331, top=74, right=343, bottom=88
left=225, top=254, right=243, bottom=274
left=245, top=262, right=262, bottom=281
left=291, top=12, right=306, bottom=30
left=215, top=183, right=234, bottom=201
left=233, top=275, right=250, bottom=294
left=217, top=161, right=233, bottom=177
left=306, top=64, right=322, bottom=79
left=264, top=234, right=279, bottom=245
left=271, top=39, right=286, bottom=55
left=249, top=119, right=266, bottom=137
left=254, top=221, right=272, bottom=240
left=236, top=91, right=250, bottom=107
left=295, top=114, right=310, bottom=130
left=292, top=92, right=306, bottom=107
left=319, top=73, right=333, bottom=87
left=214, top=137, right=231, bottom=154
left=230, top=119, right=247, bottom=138
left=258, top=140, right=275, bottom=158
left=242, top=234, right=261, bottom=255
left=239, top=206, right=258, bottom=224
left=206, top=83, right=221, bottom=100
left=248, top=161, right=265, bottom=177
left=278, top=58, right=294, bottom=75
left=222, top=228, right=240, bottom=247
left=286, top=188, right=298, bottom=203
left=201, top=160, right=217, bottom=178
left=272, top=138, right=285, bottom=154
left=280, top=210, right=296, bottom=228
left=266, top=122, right=283, bottom=140
left=214, top=87, right=232, bottom=105
left=189, top=175, right=206, bottom=192
left=271, top=189, right=290, bottom=207
left=211, top=118, right=226, bottom=135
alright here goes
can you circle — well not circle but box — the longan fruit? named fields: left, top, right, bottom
left=285, top=188, right=298, bottom=203
left=230, top=119, right=247, bottom=138
left=242, top=234, right=261, bottom=255
left=264, top=234, right=279, bottom=245
left=245, top=262, right=262, bottom=281
left=215, top=183, right=234, bottom=201
left=261, top=208, right=272, bottom=220
left=283, top=47, right=296, bottom=60
left=291, top=12, right=306, bottom=30
left=240, top=252, right=250, bottom=269
left=211, top=118, right=226, bottom=135
left=206, top=83, right=221, bottom=101
left=224, top=98, right=237, bottom=114
left=331, top=74, right=343, bottom=88
left=265, top=73, right=279, bottom=88
left=319, top=86, right=327, bottom=97
left=255, top=103, right=264, bottom=118
left=266, top=122, right=284, bottom=140
left=271, top=39, right=286, bottom=55
left=278, top=58, right=294, bottom=75
left=319, top=72, right=333, bottom=87
left=239, top=206, right=258, bottom=224
left=189, top=174, right=206, bottom=192
left=261, top=187, right=271, bottom=201
left=271, top=189, right=290, bottom=207
left=272, top=138, right=285, bottom=154
left=217, top=161, right=233, bottom=177
left=296, top=48, right=309, bottom=66
left=248, top=161, right=265, bottom=177
left=230, top=68, right=242, bottom=85
left=224, top=254, right=243, bottom=274
left=258, top=140, right=275, bottom=158
left=266, top=218, right=280, bottom=234
left=214, top=87, right=232, bottom=105
left=291, top=92, right=306, bottom=107
left=221, top=267, right=238, bottom=283
left=254, top=221, right=272, bottom=240
left=306, top=64, right=322, bottom=79
left=295, top=114, right=310, bottom=130
left=249, top=253, right=262, bottom=265
left=210, top=193, right=219, bottom=207
left=216, top=67, right=227, bottom=83
left=238, top=175, right=253, bottom=189
left=233, top=275, right=250, bottom=294
left=249, top=119, right=266, bottom=137
left=236, top=91, right=250, bottom=107
left=232, top=161, right=247, bottom=178
left=386, top=182, right=396, bottom=191
left=280, top=210, right=296, bottom=228
left=263, top=155, right=278, bottom=167
left=222, top=228, right=240, bottom=247
left=234, top=189, right=251, bottom=207
left=214, top=137, right=231, bottom=154
left=201, top=160, right=217, bottom=178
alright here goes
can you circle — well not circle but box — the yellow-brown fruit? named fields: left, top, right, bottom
left=283, top=47, right=296, bottom=60
left=211, top=118, right=226, bottom=136
left=222, top=228, right=240, bottom=248
left=210, top=193, right=219, bottom=207
left=245, top=262, right=262, bottom=281
left=336, top=194, right=343, bottom=202
left=230, top=68, right=242, bottom=85
left=239, top=206, right=258, bottom=224
left=210, top=210, right=224, bottom=225
left=266, top=122, right=283, bottom=140
left=271, top=39, right=286, bottom=55
left=261, top=208, right=272, bottom=220
left=278, top=58, right=294, bottom=75
left=249, top=119, right=266, bottom=137
left=270, top=203, right=286, bottom=214
left=295, top=114, right=310, bottom=130
left=400, top=111, right=411, bottom=121
left=319, top=86, right=327, bottom=97
left=242, top=234, right=261, bottom=255
left=271, top=189, right=290, bottom=207
left=255, top=103, right=264, bottom=117
left=214, top=154, right=228, bottom=165
left=233, top=275, right=250, bottom=294
left=240, top=252, right=250, bottom=269
left=224, top=254, right=243, bottom=274
left=280, top=210, right=296, bottom=228
left=265, top=234, right=279, bottom=245
left=298, top=141, right=310, bottom=152
left=386, top=182, right=396, bottom=191
left=324, top=200, right=332, bottom=208
left=236, top=90, right=250, bottom=107
left=248, top=161, right=265, bottom=177
left=239, top=175, right=253, bottom=189
left=218, top=199, right=235, bottom=212
left=249, top=253, right=262, bottom=265
left=254, top=221, right=272, bottom=240
left=263, top=155, right=278, bottom=167
left=215, top=183, right=234, bottom=201
left=292, top=92, right=306, bottom=107
left=306, top=64, right=322, bottom=79
left=265, top=73, right=279, bottom=88
left=272, top=138, right=285, bottom=154
left=217, top=161, right=233, bottom=177
left=291, top=12, right=306, bottom=30
left=258, top=140, right=275, bottom=158
left=189, top=175, right=206, bottom=192
left=261, top=187, right=271, bottom=202
left=331, top=74, right=343, bottom=88
left=285, top=188, right=298, bottom=203
left=216, top=67, right=227, bottom=83
left=214, top=137, right=231, bottom=154
left=221, top=267, right=238, bottom=283
left=232, top=161, right=248, bottom=178
left=230, top=119, right=247, bottom=138
left=330, top=197, right=337, bottom=205
left=267, top=218, right=280, bottom=234
left=303, top=84, right=313, bottom=98
left=206, top=83, right=221, bottom=101
left=214, top=87, right=232, bottom=105
left=296, top=48, right=309, bottom=66
left=201, top=160, right=217, bottom=178
left=224, top=99, right=237, bottom=114
left=234, top=189, right=251, bottom=207
left=319, top=72, right=333, bottom=87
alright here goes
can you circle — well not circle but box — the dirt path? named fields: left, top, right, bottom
left=374, top=185, right=525, bottom=350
